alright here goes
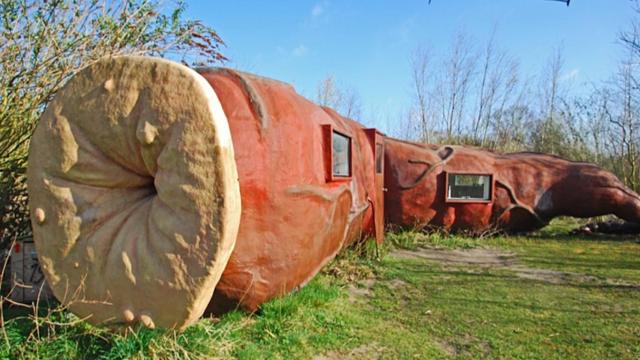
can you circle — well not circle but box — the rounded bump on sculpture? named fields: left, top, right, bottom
left=137, top=121, right=158, bottom=145
left=34, top=208, right=45, bottom=224
left=139, top=313, right=155, bottom=329
left=104, top=78, right=115, bottom=92
left=122, top=309, right=135, bottom=323
left=73, top=262, right=79, bottom=269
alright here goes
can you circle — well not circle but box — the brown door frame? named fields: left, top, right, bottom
left=364, top=128, right=385, bottom=244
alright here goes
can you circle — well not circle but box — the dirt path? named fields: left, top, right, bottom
left=392, top=247, right=517, bottom=267
left=391, top=247, right=634, bottom=286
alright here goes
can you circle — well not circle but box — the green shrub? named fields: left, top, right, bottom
left=0, top=0, right=226, bottom=255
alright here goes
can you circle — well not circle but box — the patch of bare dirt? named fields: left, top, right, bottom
left=346, top=278, right=376, bottom=303
left=313, top=342, right=383, bottom=360
left=435, top=335, right=492, bottom=358
left=392, top=247, right=517, bottom=267
left=388, top=278, right=407, bottom=290
left=391, top=247, right=637, bottom=287
left=511, top=267, right=598, bottom=284
left=435, top=340, right=457, bottom=356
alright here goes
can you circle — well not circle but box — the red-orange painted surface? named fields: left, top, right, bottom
left=199, top=67, right=640, bottom=312
left=364, top=129, right=385, bottom=244
left=384, top=138, right=640, bottom=233
left=197, top=69, right=383, bottom=313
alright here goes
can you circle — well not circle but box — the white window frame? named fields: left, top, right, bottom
left=446, top=173, right=493, bottom=202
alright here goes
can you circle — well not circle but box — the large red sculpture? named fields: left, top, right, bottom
left=198, top=68, right=385, bottom=314
left=27, top=57, right=385, bottom=328
left=26, top=56, right=640, bottom=329
left=384, top=139, right=640, bottom=233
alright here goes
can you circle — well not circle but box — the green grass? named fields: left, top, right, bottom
left=0, top=277, right=358, bottom=359
left=373, top=251, right=640, bottom=358
left=2, top=219, right=639, bottom=359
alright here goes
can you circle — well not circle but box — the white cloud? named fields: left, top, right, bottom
left=304, top=1, right=330, bottom=28
left=292, top=44, right=308, bottom=57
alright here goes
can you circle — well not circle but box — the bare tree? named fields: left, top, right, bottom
left=409, top=46, right=434, bottom=142
left=341, top=90, right=363, bottom=120
left=407, top=31, right=523, bottom=146
left=606, top=50, right=640, bottom=190
left=541, top=47, right=565, bottom=120
left=488, top=76, right=531, bottom=152
left=472, top=30, right=521, bottom=147
left=473, top=31, right=497, bottom=139
left=567, top=88, right=611, bottom=164
left=621, top=0, right=640, bottom=56
left=316, top=74, right=362, bottom=120
left=440, top=31, right=477, bottom=140
left=395, top=5, right=640, bottom=193
left=530, top=46, right=568, bottom=155
left=490, top=104, right=533, bottom=152
left=316, top=75, right=340, bottom=108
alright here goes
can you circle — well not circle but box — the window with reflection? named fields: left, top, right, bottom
left=332, top=131, right=351, bottom=177
left=447, top=174, right=491, bottom=201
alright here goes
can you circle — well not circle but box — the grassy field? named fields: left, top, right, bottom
left=1, top=218, right=639, bottom=359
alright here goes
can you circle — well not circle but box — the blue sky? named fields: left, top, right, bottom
left=184, top=0, right=634, bottom=129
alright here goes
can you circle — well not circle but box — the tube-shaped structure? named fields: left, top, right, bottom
left=197, top=68, right=385, bottom=314
left=27, top=57, right=385, bottom=329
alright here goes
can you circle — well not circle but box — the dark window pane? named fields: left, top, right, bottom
left=447, top=174, right=491, bottom=200
left=375, top=143, right=383, bottom=174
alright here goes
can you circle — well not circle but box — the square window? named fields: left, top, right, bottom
left=332, top=131, right=351, bottom=177
left=446, top=174, right=492, bottom=201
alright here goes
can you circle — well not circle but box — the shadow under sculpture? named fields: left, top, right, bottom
left=26, top=56, right=640, bottom=330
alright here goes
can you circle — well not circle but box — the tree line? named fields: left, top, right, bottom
left=319, top=5, right=640, bottom=194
